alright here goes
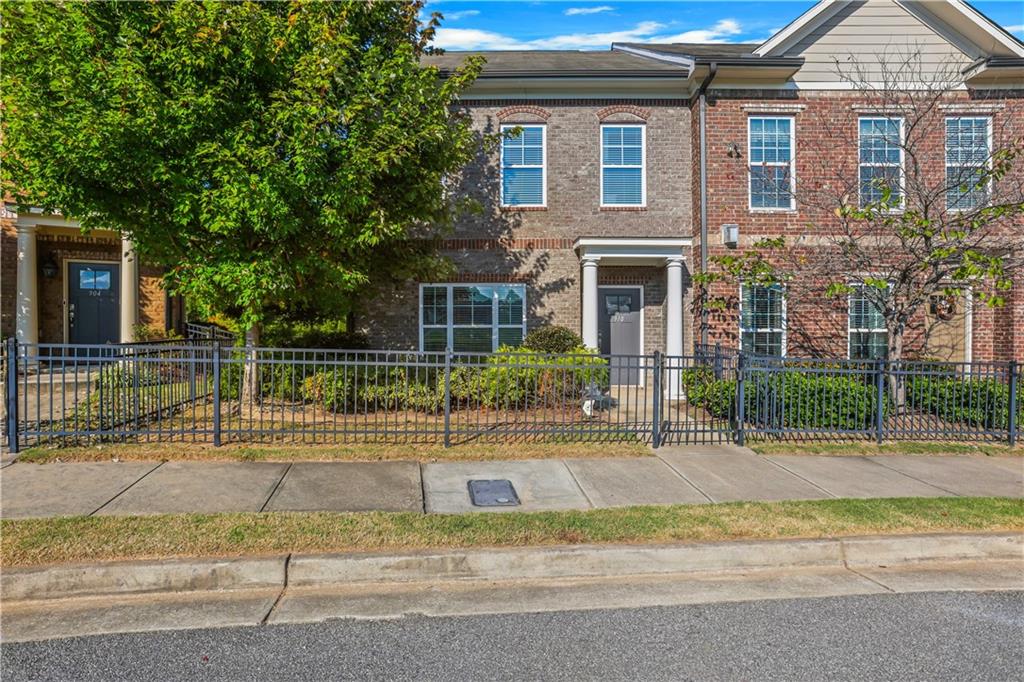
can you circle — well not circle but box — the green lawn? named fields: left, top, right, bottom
left=748, top=441, right=1023, bottom=457
left=3, top=497, right=1020, bottom=567
left=16, top=440, right=651, bottom=464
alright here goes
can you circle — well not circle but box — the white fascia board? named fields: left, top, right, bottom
left=754, top=0, right=849, bottom=57
left=941, top=0, right=1024, bottom=58
left=573, top=237, right=693, bottom=263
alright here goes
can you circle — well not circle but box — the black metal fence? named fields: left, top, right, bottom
left=2, top=338, right=1019, bottom=451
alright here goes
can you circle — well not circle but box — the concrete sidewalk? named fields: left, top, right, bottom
left=1, top=445, right=1021, bottom=519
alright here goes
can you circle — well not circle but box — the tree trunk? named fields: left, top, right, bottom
left=241, top=322, right=262, bottom=408
left=888, top=327, right=905, bottom=414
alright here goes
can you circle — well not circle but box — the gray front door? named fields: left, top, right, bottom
left=68, top=262, right=120, bottom=346
left=599, top=287, right=642, bottom=385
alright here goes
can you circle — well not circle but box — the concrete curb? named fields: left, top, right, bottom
left=3, top=533, right=1020, bottom=602
left=2, top=555, right=287, bottom=602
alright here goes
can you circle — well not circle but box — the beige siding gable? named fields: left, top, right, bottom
left=785, top=0, right=971, bottom=84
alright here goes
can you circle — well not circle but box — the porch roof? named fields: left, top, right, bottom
left=572, top=237, right=692, bottom=266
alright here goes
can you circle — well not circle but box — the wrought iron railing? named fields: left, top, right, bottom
left=2, top=338, right=1019, bottom=451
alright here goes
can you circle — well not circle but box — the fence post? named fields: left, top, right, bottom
left=212, top=341, right=222, bottom=447
left=713, top=342, right=723, bottom=380
left=651, top=351, right=662, bottom=449
left=443, top=347, right=452, bottom=448
left=874, top=359, right=886, bottom=445
left=5, top=337, right=18, bottom=455
left=736, top=354, right=746, bottom=447
left=1008, top=360, right=1018, bottom=447
left=188, top=341, right=197, bottom=403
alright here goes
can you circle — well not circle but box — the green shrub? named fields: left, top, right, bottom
left=468, top=346, right=608, bottom=409
left=262, top=319, right=369, bottom=350
left=686, top=370, right=880, bottom=431
left=522, top=326, right=585, bottom=354
left=746, top=371, right=878, bottom=430
left=908, top=375, right=1021, bottom=430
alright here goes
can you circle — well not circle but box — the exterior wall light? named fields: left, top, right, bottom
left=721, top=223, right=739, bottom=249
left=41, top=256, right=58, bottom=279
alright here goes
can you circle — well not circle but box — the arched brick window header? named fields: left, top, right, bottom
left=496, top=105, right=551, bottom=123
left=596, top=104, right=650, bottom=122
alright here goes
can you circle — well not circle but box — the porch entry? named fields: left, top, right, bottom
left=68, top=261, right=120, bottom=345
left=598, top=286, right=642, bottom=385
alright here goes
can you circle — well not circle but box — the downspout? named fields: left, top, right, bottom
left=697, top=62, right=718, bottom=348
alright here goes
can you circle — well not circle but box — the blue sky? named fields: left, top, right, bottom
left=425, top=1, right=1024, bottom=50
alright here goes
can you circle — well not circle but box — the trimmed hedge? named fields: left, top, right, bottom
left=685, top=369, right=880, bottom=431
left=908, top=375, right=1021, bottom=430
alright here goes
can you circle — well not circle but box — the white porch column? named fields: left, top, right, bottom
left=581, top=256, right=600, bottom=350
left=15, top=222, right=39, bottom=346
left=665, top=256, right=685, bottom=399
left=119, top=237, right=139, bottom=343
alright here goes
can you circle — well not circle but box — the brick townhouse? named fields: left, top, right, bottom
left=358, top=0, right=1023, bottom=374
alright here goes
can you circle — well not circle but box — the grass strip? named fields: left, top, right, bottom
left=748, top=441, right=1022, bottom=457
left=16, top=440, right=650, bottom=465
left=3, top=497, right=1020, bottom=568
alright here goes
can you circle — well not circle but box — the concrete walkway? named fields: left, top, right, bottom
left=1, top=445, right=1021, bottom=519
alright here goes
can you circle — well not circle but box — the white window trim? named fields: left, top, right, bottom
left=500, top=124, right=546, bottom=208
left=747, top=115, right=796, bottom=212
left=847, top=283, right=889, bottom=360
left=418, top=283, right=527, bottom=353
left=600, top=124, right=647, bottom=208
left=857, top=116, right=905, bottom=211
left=738, top=283, right=787, bottom=357
left=944, top=116, right=992, bottom=212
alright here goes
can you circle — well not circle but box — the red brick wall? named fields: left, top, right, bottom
left=693, top=89, right=1024, bottom=361
left=359, top=98, right=695, bottom=351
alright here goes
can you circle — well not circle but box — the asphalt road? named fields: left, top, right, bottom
left=3, top=591, right=1022, bottom=681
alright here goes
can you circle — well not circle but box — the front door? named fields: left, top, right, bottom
left=598, top=287, right=642, bottom=385
left=68, top=262, right=120, bottom=346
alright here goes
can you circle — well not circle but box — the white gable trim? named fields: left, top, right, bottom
left=754, top=0, right=850, bottom=57
left=756, top=0, right=1024, bottom=59
left=610, top=44, right=696, bottom=71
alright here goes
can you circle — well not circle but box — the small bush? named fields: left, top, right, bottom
left=522, top=326, right=584, bottom=354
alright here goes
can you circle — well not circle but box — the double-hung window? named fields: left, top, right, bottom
left=501, top=125, right=546, bottom=207
left=858, top=117, right=903, bottom=208
left=848, top=285, right=888, bottom=360
left=748, top=117, right=795, bottom=210
left=946, top=117, right=991, bottom=210
left=740, top=284, right=785, bottom=356
left=420, top=284, right=526, bottom=353
left=601, top=125, right=645, bottom=206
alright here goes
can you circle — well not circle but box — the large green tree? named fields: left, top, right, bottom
left=2, top=0, right=483, bottom=354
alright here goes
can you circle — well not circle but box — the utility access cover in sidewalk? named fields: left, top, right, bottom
left=468, top=479, right=520, bottom=507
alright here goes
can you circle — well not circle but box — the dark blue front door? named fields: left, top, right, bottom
left=68, top=262, right=120, bottom=345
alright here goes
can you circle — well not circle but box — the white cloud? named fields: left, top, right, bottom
left=432, top=19, right=748, bottom=51
left=444, top=9, right=480, bottom=21
left=432, top=27, right=526, bottom=50
left=564, top=6, right=614, bottom=16
left=434, top=21, right=669, bottom=50
left=1005, top=24, right=1024, bottom=35
left=651, top=19, right=743, bottom=44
